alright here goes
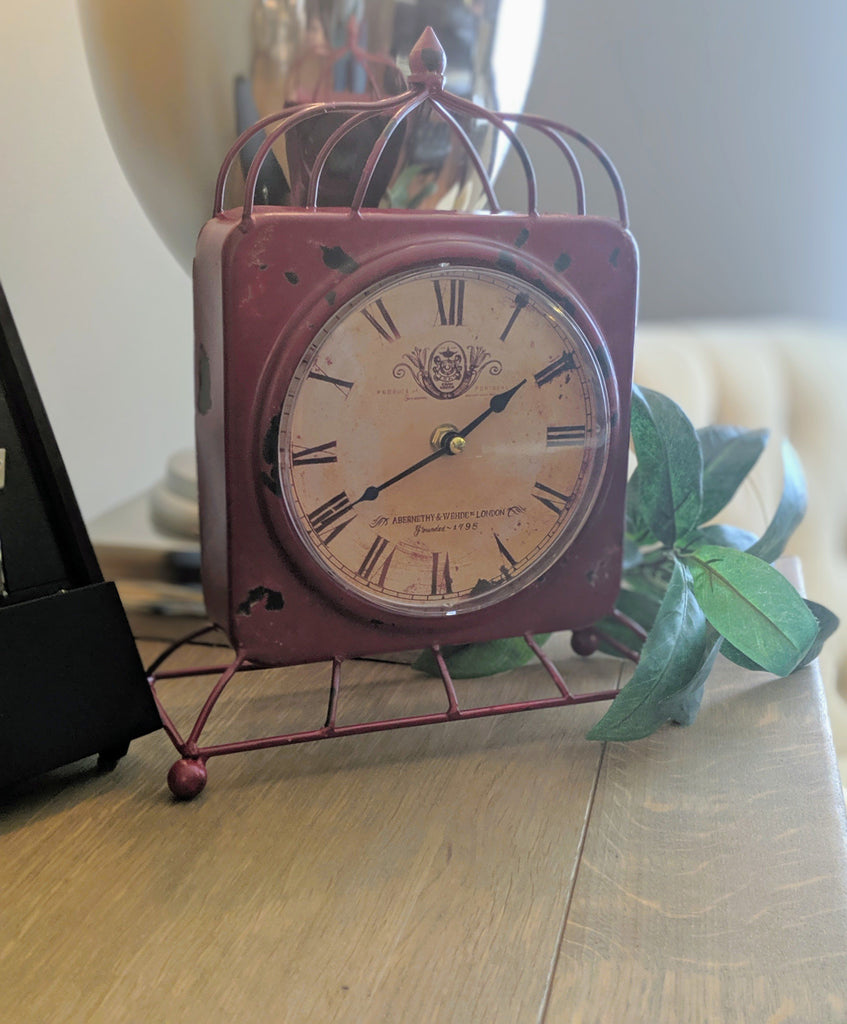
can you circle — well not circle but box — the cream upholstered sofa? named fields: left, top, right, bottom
left=634, top=320, right=847, bottom=774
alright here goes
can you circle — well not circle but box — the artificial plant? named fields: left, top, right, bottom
left=412, top=386, right=839, bottom=742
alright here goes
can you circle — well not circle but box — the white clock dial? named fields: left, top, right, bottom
left=277, top=264, right=611, bottom=616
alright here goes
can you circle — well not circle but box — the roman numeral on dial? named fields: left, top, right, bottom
left=499, top=292, right=529, bottom=340
left=532, top=481, right=573, bottom=516
left=546, top=425, right=587, bottom=447
left=493, top=532, right=518, bottom=567
left=307, top=492, right=355, bottom=543
left=357, top=535, right=395, bottom=585
left=308, top=368, right=354, bottom=392
left=292, top=440, right=338, bottom=465
left=361, top=299, right=400, bottom=340
left=431, top=551, right=454, bottom=595
left=534, top=350, right=577, bottom=387
left=434, top=280, right=464, bottom=326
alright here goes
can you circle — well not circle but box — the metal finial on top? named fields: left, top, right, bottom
left=407, top=26, right=447, bottom=86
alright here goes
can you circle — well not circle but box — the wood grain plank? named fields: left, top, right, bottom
left=5, top=560, right=844, bottom=1024
left=0, top=637, right=620, bottom=1024
left=546, top=651, right=847, bottom=1023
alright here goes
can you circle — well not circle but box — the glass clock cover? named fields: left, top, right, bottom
left=275, top=264, right=611, bottom=617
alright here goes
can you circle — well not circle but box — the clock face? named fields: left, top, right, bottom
left=274, top=264, right=611, bottom=618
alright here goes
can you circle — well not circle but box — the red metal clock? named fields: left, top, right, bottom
left=157, top=28, right=639, bottom=797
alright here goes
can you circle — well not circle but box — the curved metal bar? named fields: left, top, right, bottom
left=440, top=93, right=538, bottom=216
left=219, top=91, right=416, bottom=215
left=307, top=93, right=424, bottom=209
left=214, top=102, right=315, bottom=215
left=428, top=97, right=501, bottom=213
left=523, top=633, right=572, bottom=698
left=592, top=626, right=641, bottom=663
left=216, top=100, right=388, bottom=214
left=225, top=27, right=407, bottom=206
left=324, top=658, right=343, bottom=731
left=149, top=686, right=187, bottom=752
left=504, top=120, right=586, bottom=216
left=241, top=91, right=417, bottom=220
left=145, top=622, right=223, bottom=677
left=306, top=107, right=385, bottom=209
left=243, top=104, right=338, bottom=218
left=502, top=111, right=629, bottom=227
left=186, top=652, right=250, bottom=749
left=611, top=606, right=648, bottom=642
left=431, top=644, right=461, bottom=719
left=348, top=91, right=429, bottom=211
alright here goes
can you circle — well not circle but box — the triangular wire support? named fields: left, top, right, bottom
left=148, top=624, right=633, bottom=800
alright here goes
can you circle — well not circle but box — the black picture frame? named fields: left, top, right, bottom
left=0, top=281, right=161, bottom=791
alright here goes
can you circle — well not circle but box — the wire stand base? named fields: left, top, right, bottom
left=148, top=619, right=642, bottom=800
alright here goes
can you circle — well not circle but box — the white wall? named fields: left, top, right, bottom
left=1, top=1, right=844, bottom=521
left=0, top=1, right=193, bottom=521
left=498, top=0, right=847, bottom=322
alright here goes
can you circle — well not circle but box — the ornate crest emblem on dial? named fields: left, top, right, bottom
left=394, top=339, right=502, bottom=399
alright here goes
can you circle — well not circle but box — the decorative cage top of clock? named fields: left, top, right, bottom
left=213, top=26, right=629, bottom=227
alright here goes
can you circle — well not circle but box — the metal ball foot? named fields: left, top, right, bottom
left=167, top=758, right=208, bottom=800
left=571, top=628, right=599, bottom=657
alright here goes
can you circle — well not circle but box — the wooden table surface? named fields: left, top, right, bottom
left=2, top=563, right=847, bottom=1023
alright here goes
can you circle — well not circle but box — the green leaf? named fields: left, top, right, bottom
left=697, top=426, right=768, bottom=524
left=622, top=534, right=643, bottom=570
left=625, top=469, right=655, bottom=544
left=682, top=545, right=817, bottom=676
left=411, top=635, right=550, bottom=679
left=622, top=562, right=674, bottom=601
left=630, top=386, right=703, bottom=545
left=746, top=440, right=806, bottom=563
left=717, top=638, right=765, bottom=672
left=720, top=599, right=839, bottom=672
left=594, top=587, right=662, bottom=658
left=797, top=600, right=840, bottom=669
left=689, top=523, right=759, bottom=550
left=587, top=561, right=714, bottom=741
left=659, top=628, right=722, bottom=726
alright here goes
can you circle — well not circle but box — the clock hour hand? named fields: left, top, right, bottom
left=354, top=378, right=528, bottom=505
left=455, top=377, right=526, bottom=438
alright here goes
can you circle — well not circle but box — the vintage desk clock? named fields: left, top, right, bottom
left=152, top=29, right=639, bottom=798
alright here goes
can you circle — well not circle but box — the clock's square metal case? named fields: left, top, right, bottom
left=194, top=207, right=637, bottom=667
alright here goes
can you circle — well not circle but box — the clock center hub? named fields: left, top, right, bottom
left=430, top=423, right=466, bottom=455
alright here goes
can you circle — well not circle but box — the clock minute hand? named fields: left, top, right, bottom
left=354, top=448, right=446, bottom=505
left=354, top=378, right=528, bottom=505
